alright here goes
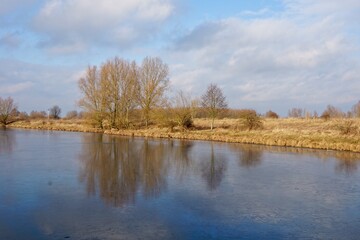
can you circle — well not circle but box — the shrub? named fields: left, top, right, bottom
left=321, top=112, right=331, bottom=121
left=288, top=108, right=303, bottom=118
left=177, top=113, right=193, bottom=129
left=321, top=105, right=344, bottom=119
left=337, top=120, right=358, bottom=135
left=30, top=110, right=47, bottom=119
left=65, top=110, right=78, bottom=119
left=237, top=109, right=263, bottom=130
left=265, top=110, right=279, bottom=119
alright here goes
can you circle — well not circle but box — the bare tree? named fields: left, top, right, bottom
left=288, top=108, right=304, bottom=118
left=0, top=97, right=18, bottom=126
left=78, top=56, right=169, bottom=129
left=49, top=105, right=61, bottom=119
left=65, top=110, right=78, bottom=119
left=100, top=57, right=140, bottom=128
left=100, top=59, right=121, bottom=128
left=78, top=66, right=106, bottom=128
left=30, top=110, right=47, bottom=119
left=321, top=105, right=344, bottom=119
left=201, top=84, right=228, bottom=130
left=120, top=61, right=139, bottom=126
left=351, top=101, right=360, bottom=118
left=138, top=57, right=169, bottom=127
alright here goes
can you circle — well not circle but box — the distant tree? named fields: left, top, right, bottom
left=265, top=110, right=279, bottom=119
left=65, top=110, right=78, bottom=119
left=304, top=110, right=312, bottom=119
left=288, top=108, right=303, bottom=118
left=321, top=111, right=331, bottom=121
left=351, top=101, right=360, bottom=118
left=201, top=84, right=228, bottom=130
left=18, top=111, right=29, bottom=120
left=49, top=105, right=61, bottom=119
left=30, top=110, right=47, bottom=119
left=321, top=105, right=344, bottom=119
left=0, top=97, right=18, bottom=126
left=138, top=57, right=169, bottom=127
left=313, top=111, right=319, bottom=118
left=346, top=111, right=353, bottom=118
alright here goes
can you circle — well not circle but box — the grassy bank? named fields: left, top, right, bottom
left=9, top=118, right=360, bottom=153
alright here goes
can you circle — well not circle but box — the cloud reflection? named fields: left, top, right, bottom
left=79, top=135, right=197, bottom=207
left=0, top=128, right=16, bottom=154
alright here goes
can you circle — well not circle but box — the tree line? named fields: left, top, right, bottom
left=287, top=103, right=360, bottom=119
left=78, top=56, right=228, bottom=130
left=1, top=56, right=360, bottom=128
left=78, top=56, right=169, bottom=129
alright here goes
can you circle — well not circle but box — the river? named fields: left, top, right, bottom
left=1, top=129, right=360, bottom=239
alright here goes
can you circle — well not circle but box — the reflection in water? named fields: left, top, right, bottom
left=80, top=134, right=232, bottom=206
left=233, top=144, right=360, bottom=175
left=0, top=129, right=16, bottom=154
left=238, top=145, right=263, bottom=168
left=171, top=140, right=194, bottom=178
left=335, top=159, right=358, bottom=175
left=140, top=139, right=168, bottom=198
left=79, top=134, right=141, bottom=206
left=201, top=143, right=227, bottom=191
left=2, top=130, right=360, bottom=239
left=79, top=135, right=177, bottom=206
left=79, top=133, right=360, bottom=208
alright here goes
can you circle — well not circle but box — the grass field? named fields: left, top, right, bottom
left=10, top=117, right=360, bottom=153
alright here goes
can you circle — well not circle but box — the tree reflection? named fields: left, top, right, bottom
left=79, top=134, right=168, bottom=207
left=238, top=145, right=263, bottom=168
left=335, top=158, right=359, bottom=175
left=0, top=129, right=16, bottom=154
left=231, top=144, right=359, bottom=175
left=200, top=143, right=227, bottom=191
left=171, top=140, right=194, bottom=178
left=140, top=139, right=168, bottom=198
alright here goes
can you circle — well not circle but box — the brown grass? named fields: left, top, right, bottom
left=9, top=118, right=360, bottom=153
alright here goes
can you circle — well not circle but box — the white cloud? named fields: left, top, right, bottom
left=284, top=0, right=360, bottom=16
left=166, top=1, right=360, bottom=114
left=0, top=82, right=33, bottom=94
left=32, top=0, right=176, bottom=54
left=0, top=0, right=35, bottom=15
left=0, top=59, right=83, bottom=113
left=0, top=31, right=21, bottom=48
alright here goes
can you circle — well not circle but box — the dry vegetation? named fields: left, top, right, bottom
left=10, top=117, right=360, bottom=153
left=4, top=56, right=360, bottom=154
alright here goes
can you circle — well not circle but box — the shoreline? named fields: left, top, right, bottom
left=8, top=118, right=360, bottom=153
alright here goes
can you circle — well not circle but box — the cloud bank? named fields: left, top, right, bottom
left=166, top=0, right=360, bottom=114
left=32, top=0, right=176, bottom=54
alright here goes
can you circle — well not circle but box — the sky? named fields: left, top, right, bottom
left=0, top=0, right=359, bottom=116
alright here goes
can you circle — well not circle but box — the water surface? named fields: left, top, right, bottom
left=1, top=129, right=360, bottom=239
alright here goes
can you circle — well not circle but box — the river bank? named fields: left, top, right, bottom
left=9, top=118, right=360, bottom=153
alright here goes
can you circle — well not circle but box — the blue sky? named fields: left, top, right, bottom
left=0, top=0, right=359, bottom=116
